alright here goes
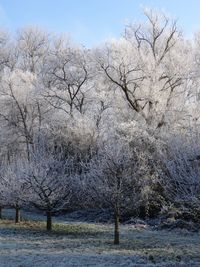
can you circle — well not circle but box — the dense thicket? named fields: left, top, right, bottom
left=1, top=9, right=200, bottom=243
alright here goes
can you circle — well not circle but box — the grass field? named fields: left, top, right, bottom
left=1, top=210, right=200, bottom=266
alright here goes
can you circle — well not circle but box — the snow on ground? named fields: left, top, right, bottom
left=1, top=209, right=200, bottom=266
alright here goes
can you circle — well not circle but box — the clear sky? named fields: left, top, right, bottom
left=0, top=0, right=200, bottom=47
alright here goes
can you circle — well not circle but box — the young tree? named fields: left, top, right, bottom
left=84, top=139, right=140, bottom=244
left=23, top=143, right=76, bottom=231
left=0, top=160, right=27, bottom=223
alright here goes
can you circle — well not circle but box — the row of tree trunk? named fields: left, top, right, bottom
left=1, top=207, right=120, bottom=244
left=0, top=206, right=21, bottom=223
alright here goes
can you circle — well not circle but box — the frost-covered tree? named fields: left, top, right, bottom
left=160, top=131, right=200, bottom=216
left=41, top=38, right=92, bottom=117
left=0, top=30, right=12, bottom=72
left=23, top=143, right=77, bottom=231
left=84, top=139, right=141, bottom=244
left=0, top=160, right=27, bottom=223
left=16, top=27, right=50, bottom=73
left=0, top=69, right=48, bottom=160
left=95, top=9, right=190, bottom=131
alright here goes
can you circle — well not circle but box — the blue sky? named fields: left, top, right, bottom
left=0, top=0, right=200, bottom=47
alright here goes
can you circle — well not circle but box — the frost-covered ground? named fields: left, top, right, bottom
left=1, top=209, right=200, bottom=266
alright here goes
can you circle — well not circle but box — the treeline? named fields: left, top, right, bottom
left=0, top=9, right=200, bottom=244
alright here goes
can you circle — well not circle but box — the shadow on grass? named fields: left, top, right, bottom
left=0, top=219, right=108, bottom=238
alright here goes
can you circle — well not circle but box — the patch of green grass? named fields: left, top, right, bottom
left=52, top=222, right=103, bottom=235
left=0, top=219, right=46, bottom=230
left=0, top=219, right=105, bottom=236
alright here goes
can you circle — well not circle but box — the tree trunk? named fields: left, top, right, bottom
left=15, top=206, right=20, bottom=223
left=0, top=206, right=2, bottom=219
left=46, top=211, right=52, bottom=231
left=114, top=211, right=120, bottom=245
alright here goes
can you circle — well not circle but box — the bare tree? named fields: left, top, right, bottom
left=42, top=39, right=92, bottom=116
left=0, top=160, right=28, bottom=223
left=0, top=68, right=49, bottom=160
left=95, top=9, right=189, bottom=131
left=84, top=139, right=141, bottom=244
left=23, top=143, right=76, bottom=231
left=17, top=27, right=50, bottom=73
